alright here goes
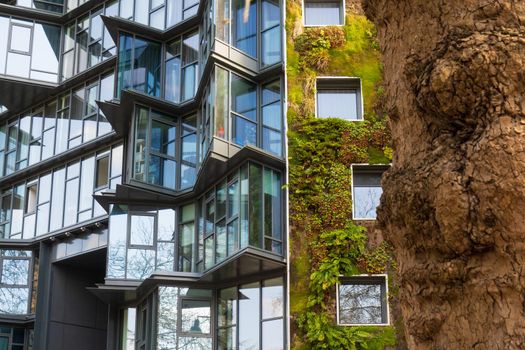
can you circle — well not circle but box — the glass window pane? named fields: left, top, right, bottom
left=150, top=7, right=165, bottom=30
left=0, top=287, right=29, bottom=314
left=317, top=90, right=359, bottom=119
left=216, top=182, right=227, bottom=219
left=249, top=163, right=262, bottom=247
left=148, top=156, right=176, bottom=190
left=151, top=119, right=176, bottom=157
left=262, top=0, right=279, bottom=29
left=78, top=156, right=94, bottom=212
left=182, top=134, right=197, bottom=164
left=304, top=1, right=342, bottom=26
left=158, top=209, right=175, bottom=241
left=216, top=219, right=226, bottom=262
left=262, top=128, right=281, bottom=156
left=134, top=107, right=148, bottom=182
left=165, top=57, right=181, bottom=103
left=179, top=221, right=194, bottom=271
left=180, top=164, right=196, bottom=189
left=10, top=25, right=32, bottom=53
left=218, top=287, right=237, bottom=327
left=262, top=319, right=283, bottom=350
left=182, top=64, right=197, bottom=101
left=233, top=116, right=256, bottom=147
left=227, top=219, right=239, bottom=255
left=157, top=287, right=178, bottom=349
left=107, top=205, right=127, bottom=278
left=228, top=181, right=239, bottom=218
left=133, top=37, right=162, bottom=97
left=6, top=53, right=30, bottom=78
left=215, top=67, right=228, bottom=139
left=76, top=31, right=88, bottom=73
left=262, top=26, right=281, bottom=67
left=218, top=327, right=236, bottom=350
left=339, top=279, right=385, bottom=324
left=166, top=0, right=182, bottom=27
left=32, top=24, right=60, bottom=75
left=239, top=282, right=260, bottom=349
left=126, top=248, right=155, bottom=280
left=63, top=178, right=79, bottom=226
left=231, top=75, right=256, bottom=120
left=181, top=299, right=211, bottom=334
left=49, top=168, right=65, bottom=231
left=0, top=17, right=9, bottom=75
left=130, top=215, right=155, bottom=246
left=96, top=156, right=109, bottom=188
left=232, top=0, right=257, bottom=57
left=156, top=242, right=175, bottom=271
left=117, top=34, right=134, bottom=95
left=262, top=278, right=283, bottom=319
left=353, top=187, right=382, bottom=219
left=1, top=259, right=29, bottom=285
left=182, top=33, right=199, bottom=65
left=134, top=0, right=149, bottom=25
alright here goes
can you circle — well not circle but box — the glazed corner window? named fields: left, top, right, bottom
left=229, top=0, right=281, bottom=66
left=133, top=106, right=198, bottom=191
left=164, top=31, right=199, bottom=103
left=316, top=77, right=363, bottom=120
left=337, top=275, right=389, bottom=326
left=24, top=183, right=37, bottom=214
left=351, top=165, right=388, bottom=220
left=304, top=0, right=344, bottom=26
left=117, top=34, right=161, bottom=98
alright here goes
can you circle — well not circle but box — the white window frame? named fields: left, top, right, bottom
left=315, top=77, right=364, bottom=121
left=336, top=274, right=390, bottom=326
left=302, top=0, right=346, bottom=27
left=351, top=164, right=389, bottom=221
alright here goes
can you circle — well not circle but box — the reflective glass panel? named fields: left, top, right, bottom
left=130, top=215, right=155, bottom=246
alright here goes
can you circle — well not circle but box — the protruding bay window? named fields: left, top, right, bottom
left=132, top=106, right=198, bottom=191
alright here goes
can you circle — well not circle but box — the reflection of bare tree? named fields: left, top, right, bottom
left=354, top=187, right=382, bottom=219
left=107, top=239, right=126, bottom=278
left=0, top=287, right=29, bottom=314
left=339, top=284, right=382, bottom=324
left=157, top=287, right=212, bottom=350
left=127, top=248, right=156, bottom=280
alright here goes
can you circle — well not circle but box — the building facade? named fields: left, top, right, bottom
left=0, top=0, right=400, bottom=349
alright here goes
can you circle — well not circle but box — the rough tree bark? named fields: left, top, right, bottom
left=362, top=1, right=525, bottom=349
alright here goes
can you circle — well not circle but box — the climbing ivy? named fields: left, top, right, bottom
left=286, top=0, right=400, bottom=349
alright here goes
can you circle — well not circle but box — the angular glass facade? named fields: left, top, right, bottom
left=0, top=16, right=60, bottom=83
left=0, top=0, right=286, bottom=348
left=107, top=162, right=283, bottom=280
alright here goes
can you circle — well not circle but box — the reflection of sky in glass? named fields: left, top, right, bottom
left=262, top=281, right=283, bottom=319
left=304, top=2, right=341, bottom=26
left=239, top=283, right=259, bottom=349
left=262, top=319, right=283, bottom=350
left=353, top=187, right=382, bottom=219
left=339, top=284, right=383, bottom=324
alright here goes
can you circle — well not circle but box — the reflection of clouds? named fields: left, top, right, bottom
left=339, top=284, right=382, bottom=324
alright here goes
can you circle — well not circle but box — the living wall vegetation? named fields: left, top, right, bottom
left=286, top=1, right=399, bottom=349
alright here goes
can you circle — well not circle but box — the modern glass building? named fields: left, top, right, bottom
left=0, top=0, right=286, bottom=348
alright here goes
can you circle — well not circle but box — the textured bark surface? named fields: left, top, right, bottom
left=363, top=1, right=525, bottom=349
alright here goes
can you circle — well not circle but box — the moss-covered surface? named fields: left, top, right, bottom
left=286, top=1, right=401, bottom=349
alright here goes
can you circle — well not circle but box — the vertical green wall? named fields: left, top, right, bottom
left=286, top=1, right=400, bottom=349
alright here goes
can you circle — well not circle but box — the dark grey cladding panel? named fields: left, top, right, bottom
left=88, top=247, right=285, bottom=306
left=0, top=77, right=55, bottom=112
left=198, top=247, right=285, bottom=285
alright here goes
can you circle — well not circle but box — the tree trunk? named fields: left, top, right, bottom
left=363, top=1, right=525, bottom=349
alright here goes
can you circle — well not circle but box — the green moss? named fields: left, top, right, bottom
left=286, top=1, right=397, bottom=349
